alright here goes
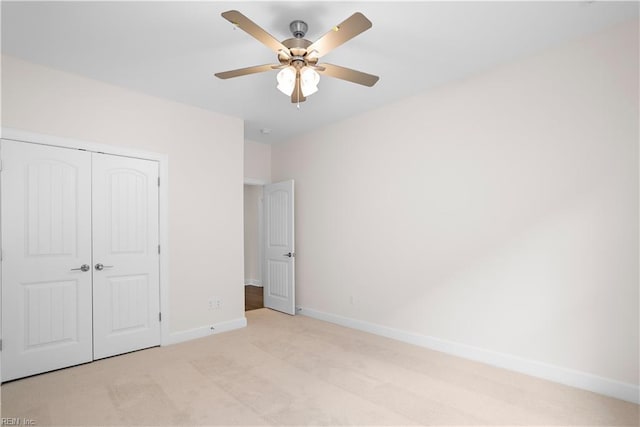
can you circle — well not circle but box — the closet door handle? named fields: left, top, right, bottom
left=95, top=263, right=113, bottom=271
left=71, top=264, right=91, bottom=272
left=283, top=252, right=295, bottom=258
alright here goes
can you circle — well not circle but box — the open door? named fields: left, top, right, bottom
left=263, top=180, right=295, bottom=315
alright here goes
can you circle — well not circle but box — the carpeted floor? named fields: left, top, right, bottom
left=1, top=308, right=638, bottom=426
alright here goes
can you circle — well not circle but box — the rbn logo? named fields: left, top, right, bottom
left=1, top=419, right=36, bottom=426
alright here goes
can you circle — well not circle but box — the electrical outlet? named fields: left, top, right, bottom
left=208, top=297, right=222, bottom=310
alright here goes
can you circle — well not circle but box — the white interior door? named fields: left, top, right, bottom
left=1, top=140, right=93, bottom=381
left=263, top=180, right=295, bottom=315
left=92, top=153, right=160, bottom=360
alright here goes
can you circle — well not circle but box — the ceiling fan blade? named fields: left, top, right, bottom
left=215, top=64, right=279, bottom=79
left=317, top=63, right=379, bottom=87
left=291, top=73, right=306, bottom=103
left=221, top=10, right=288, bottom=53
left=307, top=13, right=372, bottom=58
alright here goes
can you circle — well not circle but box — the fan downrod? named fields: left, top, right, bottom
left=289, top=20, right=308, bottom=38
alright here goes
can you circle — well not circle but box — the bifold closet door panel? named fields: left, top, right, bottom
left=91, top=153, right=161, bottom=360
left=1, top=140, right=93, bottom=382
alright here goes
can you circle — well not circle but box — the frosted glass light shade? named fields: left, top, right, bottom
left=276, top=66, right=296, bottom=96
left=300, top=67, right=320, bottom=97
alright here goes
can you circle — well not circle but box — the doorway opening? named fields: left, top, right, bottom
left=244, top=183, right=264, bottom=311
left=243, top=179, right=295, bottom=315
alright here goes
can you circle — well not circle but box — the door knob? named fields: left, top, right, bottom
left=282, top=252, right=295, bottom=258
left=71, top=264, right=91, bottom=272
left=95, top=263, right=114, bottom=271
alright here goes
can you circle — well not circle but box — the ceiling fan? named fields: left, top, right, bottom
left=214, top=10, right=379, bottom=104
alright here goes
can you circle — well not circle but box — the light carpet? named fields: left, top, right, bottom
left=1, top=308, right=638, bottom=426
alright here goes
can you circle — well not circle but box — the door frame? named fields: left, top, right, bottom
left=0, top=127, right=171, bottom=347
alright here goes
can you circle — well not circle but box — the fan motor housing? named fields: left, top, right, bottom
left=282, top=37, right=311, bottom=52
left=289, top=20, right=308, bottom=38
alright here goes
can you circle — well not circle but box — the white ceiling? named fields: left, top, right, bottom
left=2, top=1, right=638, bottom=143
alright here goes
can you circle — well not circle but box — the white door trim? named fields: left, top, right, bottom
left=0, top=128, right=171, bottom=347
left=244, top=177, right=268, bottom=186
left=243, top=183, right=264, bottom=288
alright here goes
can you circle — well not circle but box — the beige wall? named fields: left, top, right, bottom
left=244, top=139, right=271, bottom=182
left=2, top=55, right=245, bottom=334
left=244, top=185, right=263, bottom=286
left=272, top=21, right=639, bottom=386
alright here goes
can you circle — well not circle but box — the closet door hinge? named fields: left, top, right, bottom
left=0, top=159, right=3, bottom=171
left=158, top=245, right=161, bottom=255
left=0, top=339, right=3, bottom=351
left=159, top=312, right=162, bottom=322
left=157, top=176, right=160, bottom=187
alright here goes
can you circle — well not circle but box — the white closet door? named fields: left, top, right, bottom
left=91, top=153, right=160, bottom=359
left=1, top=140, right=93, bottom=382
left=263, top=180, right=295, bottom=315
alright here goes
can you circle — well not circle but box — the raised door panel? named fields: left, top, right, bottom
left=26, top=161, right=78, bottom=256
left=107, top=275, right=150, bottom=333
left=1, top=140, right=93, bottom=382
left=24, top=280, right=79, bottom=348
left=267, top=259, right=290, bottom=299
left=267, top=190, right=290, bottom=249
left=109, top=170, right=148, bottom=254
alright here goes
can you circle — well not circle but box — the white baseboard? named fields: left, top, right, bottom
left=245, top=279, right=262, bottom=287
left=163, top=317, right=247, bottom=346
left=298, top=307, right=639, bottom=404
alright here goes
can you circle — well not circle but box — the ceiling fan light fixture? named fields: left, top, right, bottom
left=300, top=67, right=320, bottom=97
left=216, top=10, right=379, bottom=104
left=276, top=66, right=296, bottom=96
